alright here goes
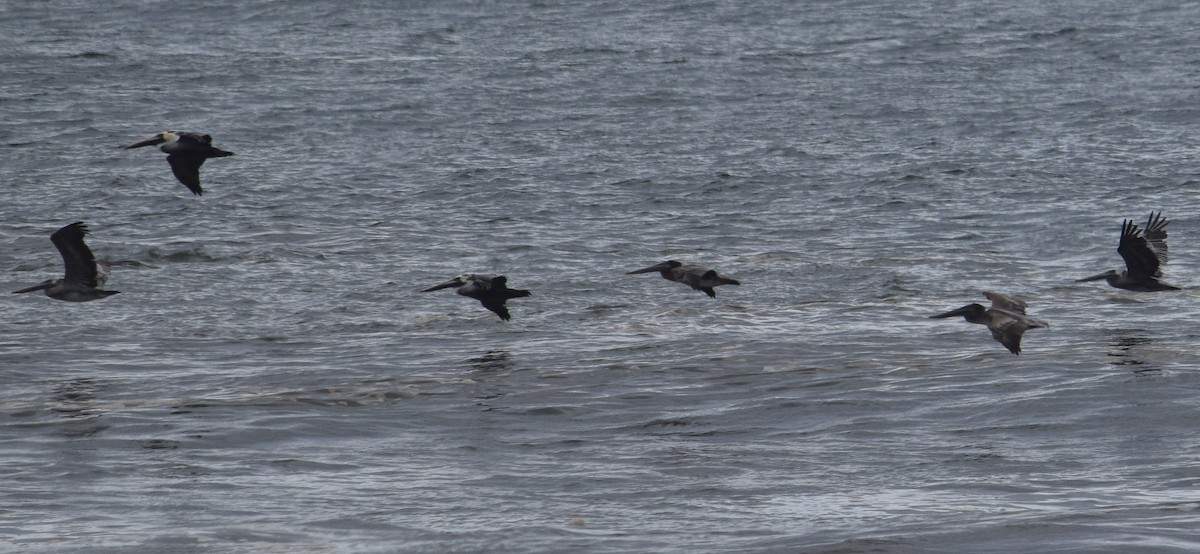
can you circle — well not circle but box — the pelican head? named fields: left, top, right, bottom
left=626, top=260, right=681, bottom=275
left=12, top=279, right=56, bottom=294
left=120, top=130, right=179, bottom=150
left=421, top=275, right=469, bottom=292
left=1076, top=270, right=1120, bottom=283
left=929, top=303, right=987, bottom=323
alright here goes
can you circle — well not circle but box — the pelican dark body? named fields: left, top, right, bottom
left=422, top=274, right=531, bottom=321
left=930, top=291, right=1048, bottom=355
left=1077, top=211, right=1180, bottom=292
left=122, top=131, right=234, bottom=195
left=626, top=260, right=741, bottom=298
left=13, top=222, right=120, bottom=302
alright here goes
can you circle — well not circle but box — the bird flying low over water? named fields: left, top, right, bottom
left=121, top=131, right=234, bottom=195
left=930, top=291, right=1048, bottom=355
left=421, top=274, right=531, bottom=321
left=1077, top=211, right=1179, bottom=292
left=13, top=222, right=120, bottom=302
left=626, top=260, right=740, bottom=298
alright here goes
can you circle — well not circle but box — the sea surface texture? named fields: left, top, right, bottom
left=3, top=1, right=1200, bottom=552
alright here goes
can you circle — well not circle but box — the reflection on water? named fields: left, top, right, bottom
left=50, top=378, right=102, bottom=419
left=466, top=350, right=514, bottom=410
left=1107, top=333, right=1159, bottom=373
left=466, top=349, right=512, bottom=373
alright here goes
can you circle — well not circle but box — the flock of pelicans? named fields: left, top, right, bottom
left=10, top=131, right=1181, bottom=355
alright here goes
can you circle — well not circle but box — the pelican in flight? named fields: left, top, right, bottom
left=422, top=274, right=531, bottom=321
left=122, top=131, right=234, bottom=195
left=13, top=222, right=120, bottom=302
left=626, top=260, right=741, bottom=298
left=930, top=291, right=1048, bottom=355
left=1077, top=211, right=1179, bottom=291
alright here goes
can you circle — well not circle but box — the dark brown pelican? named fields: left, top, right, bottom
left=422, top=274, right=530, bottom=321
left=1077, top=211, right=1179, bottom=291
left=930, top=291, right=1048, bottom=355
left=626, top=260, right=740, bottom=298
left=122, top=131, right=234, bottom=195
left=13, top=222, right=120, bottom=302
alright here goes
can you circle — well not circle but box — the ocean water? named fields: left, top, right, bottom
left=4, top=1, right=1200, bottom=552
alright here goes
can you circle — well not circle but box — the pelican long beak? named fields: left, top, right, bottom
left=929, top=306, right=973, bottom=319
left=1075, top=272, right=1112, bottom=283
left=421, top=279, right=461, bottom=292
left=12, top=282, right=52, bottom=294
left=121, top=134, right=167, bottom=149
left=627, top=262, right=674, bottom=275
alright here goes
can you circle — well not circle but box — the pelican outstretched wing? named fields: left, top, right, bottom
left=1140, top=211, right=1170, bottom=274
left=983, top=291, right=1048, bottom=354
left=480, top=299, right=513, bottom=321
left=1118, top=212, right=1169, bottom=280
left=989, top=318, right=1029, bottom=355
left=166, top=154, right=207, bottom=195
left=678, top=265, right=719, bottom=296
left=49, top=222, right=101, bottom=288
left=983, top=291, right=1027, bottom=314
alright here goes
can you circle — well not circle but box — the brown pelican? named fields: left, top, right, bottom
left=422, top=274, right=530, bottom=321
left=13, top=222, right=120, bottom=302
left=121, top=131, right=234, bottom=195
left=1077, top=211, right=1179, bottom=291
left=626, top=260, right=740, bottom=298
left=930, top=291, right=1048, bottom=355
